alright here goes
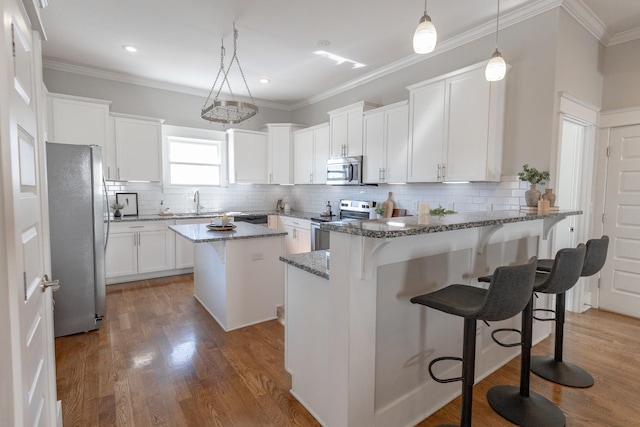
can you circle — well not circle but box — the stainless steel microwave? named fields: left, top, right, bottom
left=326, top=156, right=363, bottom=185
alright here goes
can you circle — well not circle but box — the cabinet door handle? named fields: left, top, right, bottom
left=138, top=233, right=141, bottom=246
left=437, top=164, right=441, bottom=180
left=117, top=167, right=120, bottom=180
left=442, top=164, right=445, bottom=180
left=310, top=173, right=313, bottom=183
left=107, top=166, right=111, bottom=180
left=269, top=172, right=272, bottom=183
left=293, top=228, right=297, bottom=239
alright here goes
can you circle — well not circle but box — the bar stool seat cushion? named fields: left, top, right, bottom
left=410, top=285, right=487, bottom=319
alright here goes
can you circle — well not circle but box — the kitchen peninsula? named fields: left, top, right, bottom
left=281, top=210, right=580, bottom=427
left=170, top=221, right=287, bottom=331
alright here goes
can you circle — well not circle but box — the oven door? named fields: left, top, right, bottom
left=311, top=221, right=330, bottom=251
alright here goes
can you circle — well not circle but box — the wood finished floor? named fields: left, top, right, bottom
left=56, top=274, right=640, bottom=426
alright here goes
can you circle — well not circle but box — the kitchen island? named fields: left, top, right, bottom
left=170, top=222, right=287, bottom=331
left=281, top=210, right=580, bottom=427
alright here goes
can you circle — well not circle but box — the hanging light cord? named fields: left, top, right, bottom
left=494, top=0, right=500, bottom=50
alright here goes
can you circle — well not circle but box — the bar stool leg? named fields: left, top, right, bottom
left=530, top=292, right=595, bottom=387
left=487, top=297, right=566, bottom=427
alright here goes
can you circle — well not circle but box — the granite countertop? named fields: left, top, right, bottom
left=169, top=221, right=287, bottom=243
left=108, top=210, right=329, bottom=223
left=280, top=250, right=330, bottom=280
left=321, top=210, right=582, bottom=239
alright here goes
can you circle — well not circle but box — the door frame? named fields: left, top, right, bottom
left=552, top=93, right=599, bottom=312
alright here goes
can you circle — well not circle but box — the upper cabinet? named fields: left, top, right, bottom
left=47, top=93, right=115, bottom=176
left=112, top=114, right=164, bottom=181
left=328, top=101, right=379, bottom=158
left=407, top=62, right=506, bottom=183
left=293, top=123, right=330, bottom=184
left=263, top=123, right=305, bottom=185
left=228, top=129, right=268, bottom=184
left=363, top=101, right=409, bottom=184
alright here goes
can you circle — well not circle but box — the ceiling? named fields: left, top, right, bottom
left=40, top=0, right=640, bottom=109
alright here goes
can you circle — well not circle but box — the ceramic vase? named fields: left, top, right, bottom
left=525, top=184, right=541, bottom=207
left=542, top=188, right=556, bottom=207
left=114, top=209, right=122, bottom=218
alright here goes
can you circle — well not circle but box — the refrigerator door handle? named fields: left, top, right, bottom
left=103, top=177, right=110, bottom=250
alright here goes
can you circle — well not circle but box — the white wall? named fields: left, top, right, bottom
left=43, top=69, right=293, bottom=130
left=601, top=38, right=640, bottom=111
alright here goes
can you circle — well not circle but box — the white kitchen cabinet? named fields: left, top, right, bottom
left=47, top=93, right=116, bottom=178
left=363, top=101, right=409, bottom=184
left=175, top=218, right=211, bottom=269
left=227, top=128, right=268, bottom=184
left=112, top=114, right=163, bottom=181
left=407, top=61, right=506, bottom=183
left=263, top=123, right=305, bottom=184
left=280, top=217, right=311, bottom=254
left=106, top=220, right=175, bottom=281
left=293, top=123, right=330, bottom=184
left=328, top=101, right=379, bottom=158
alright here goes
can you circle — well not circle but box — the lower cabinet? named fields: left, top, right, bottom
left=280, top=217, right=311, bottom=255
left=106, top=221, right=175, bottom=281
left=175, top=218, right=211, bottom=269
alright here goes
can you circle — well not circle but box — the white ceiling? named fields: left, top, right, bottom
left=40, top=0, right=640, bottom=109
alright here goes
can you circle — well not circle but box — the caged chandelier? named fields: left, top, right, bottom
left=201, top=24, right=258, bottom=124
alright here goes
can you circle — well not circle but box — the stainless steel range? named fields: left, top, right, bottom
left=310, top=199, right=373, bottom=251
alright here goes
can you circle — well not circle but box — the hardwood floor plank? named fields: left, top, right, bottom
left=55, top=274, right=640, bottom=426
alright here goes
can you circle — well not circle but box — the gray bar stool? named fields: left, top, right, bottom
left=410, top=257, right=537, bottom=427
left=481, top=245, right=585, bottom=427
left=531, top=235, right=609, bottom=387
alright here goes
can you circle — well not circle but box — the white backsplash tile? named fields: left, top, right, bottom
left=105, top=178, right=545, bottom=216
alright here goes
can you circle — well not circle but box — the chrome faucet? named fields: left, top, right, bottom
left=194, top=190, right=203, bottom=214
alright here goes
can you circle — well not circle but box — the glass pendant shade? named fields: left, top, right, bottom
left=485, top=49, right=506, bottom=81
left=413, top=14, right=437, bottom=54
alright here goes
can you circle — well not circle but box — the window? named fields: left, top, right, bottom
left=167, top=136, right=223, bottom=186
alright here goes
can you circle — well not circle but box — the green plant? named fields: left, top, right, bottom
left=517, top=164, right=550, bottom=185
left=375, top=205, right=385, bottom=215
left=110, top=202, right=125, bottom=211
left=429, top=205, right=456, bottom=216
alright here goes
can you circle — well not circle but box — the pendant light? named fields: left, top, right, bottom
left=485, top=0, right=506, bottom=81
left=413, top=0, right=437, bottom=54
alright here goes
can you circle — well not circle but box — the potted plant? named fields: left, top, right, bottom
left=517, top=164, right=550, bottom=207
left=111, top=201, right=125, bottom=218
left=375, top=205, right=385, bottom=219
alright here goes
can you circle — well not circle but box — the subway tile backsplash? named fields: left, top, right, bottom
left=106, top=178, right=540, bottom=216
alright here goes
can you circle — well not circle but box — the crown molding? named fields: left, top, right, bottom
left=561, top=0, right=610, bottom=45
left=42, top=58, right=292, bottom=111
left=608, top=27, right=640, bottom=46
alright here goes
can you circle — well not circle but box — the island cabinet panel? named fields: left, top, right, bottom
left=175, top=218, right=212, bottom=268
left=408, top=61, right=506, bottom=183
left=228, top=128, right=268, bottom=183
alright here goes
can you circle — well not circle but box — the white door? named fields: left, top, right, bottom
left=599, top=124, right=640, bottom=318
left=1, top=1, right=57, bottom=426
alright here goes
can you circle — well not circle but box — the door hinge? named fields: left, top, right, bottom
left=23, top=272, right=27, bottom=300
left=597, top=277, right=601, bottom=289
left=606, top=146, right=610, bottom=157
left=11, top=24, right=16, bottom=58
left=602, top=213, right=605, bottom=223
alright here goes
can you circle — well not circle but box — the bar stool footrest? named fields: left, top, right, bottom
left=428, top=356, right=463, bottom=384
left=491, top=328, right=523, bottom=348
left=532, top=308, right=556, bottom=322
left=530, top=355, right=594, bottom=388
left=487, top=385, right=566, bottom=427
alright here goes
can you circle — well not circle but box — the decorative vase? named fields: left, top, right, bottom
left=525, top=184, right=541, bottom=207
left=382, top=191, right=394, bottom=218
left=114, top=209, right=122, bottom=218
left=542, top=188, right=556, bottom=207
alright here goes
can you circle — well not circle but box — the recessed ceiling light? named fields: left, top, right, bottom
left=315, top=39, right=330, bottom=47
left=259, top=78, right=270, bottom=84
left=122, top=45, right=138, bottom=53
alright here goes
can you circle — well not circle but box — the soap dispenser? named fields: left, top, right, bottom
left=159, top=200, right=165, bottom=214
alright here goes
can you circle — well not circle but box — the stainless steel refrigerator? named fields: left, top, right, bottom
left=46, top=142, right=108, bottom=337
